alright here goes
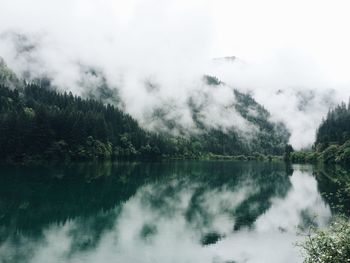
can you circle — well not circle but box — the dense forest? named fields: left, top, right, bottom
left=0, top=61, right=289, bottom=163
left=316, top=101, right=350, bottom=147
left=0, top=83, right=198, bottom=162
left=287, top=101, right=350, bottom=164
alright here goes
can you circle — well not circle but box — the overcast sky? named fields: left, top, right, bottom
left=0, top=0, right=349, bottom=148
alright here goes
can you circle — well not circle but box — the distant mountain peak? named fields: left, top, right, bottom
left=213, top=56, right=237, bottom=62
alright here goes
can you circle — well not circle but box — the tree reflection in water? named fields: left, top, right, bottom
left=0, top=161, right=336, bottom=263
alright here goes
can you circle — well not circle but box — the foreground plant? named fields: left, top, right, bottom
left=299, top=217, right=350, bottom=263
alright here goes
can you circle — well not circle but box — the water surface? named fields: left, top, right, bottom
left=0, top=161, right=339, bottom=263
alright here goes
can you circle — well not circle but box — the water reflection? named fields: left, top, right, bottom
left=0, top=161, right=335, bottom=263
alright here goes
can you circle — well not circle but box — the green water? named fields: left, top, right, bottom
left=0, top=161, right=344, bottom=263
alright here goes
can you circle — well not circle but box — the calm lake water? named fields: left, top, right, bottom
left=0, top=161, right=344, bottom=263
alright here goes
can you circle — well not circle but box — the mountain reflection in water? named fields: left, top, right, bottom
left=0, top=161, right=334, bottom=263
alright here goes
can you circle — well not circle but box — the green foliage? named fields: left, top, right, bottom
left=287, top=96, right=350, bottom=166
left=286, top=99, right=350, bottom=165
left=0, top=83, right=161, bottom=162
left=311, top=140, right=350, bottom=164
left=289, top=151, right=307, bottom=163
left=233, top=90, right=290, bottom=155
left=0, top=58, right=21, bottom=89
left=284, top=144, right=294, bottom=161
left=305, top=152, right=319, bottom=163
left=0, top=70, right=290, bottom=162
left=288, top=151, right=319, bottom=163
left=335, top=140, right=350, bottom=163
left=321, top=145, right=339, bottom=163
left=23, top=107, right=35, bottom=119
left=203, top=75, right=222, bottom=86
left=287, top=140, right=350, bottom=165
left=299, top=218, right=350, bottom=263
left=0, top=83, right=254, bottom=162
left=188, top=88, right=290, bottom=156
left=316, top=101, right=350, bottom=145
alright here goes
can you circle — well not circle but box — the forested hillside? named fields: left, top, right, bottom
left=316, top=101, right=350, bottom=147
left=288, top=101, right=350, bottom=164
left=0, top=83, right=198, bottom=162
left=187, top=75, right=289, bottom=156
left=0, top=62, right=290, bottom=163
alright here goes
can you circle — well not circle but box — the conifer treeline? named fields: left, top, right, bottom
left=0, top=83, right=287, bottom=162
left=0, top=83, right=198, bottom=162
left=287, top=100, right=350, bottom=164
left=316, top=101, right=350, bottom=147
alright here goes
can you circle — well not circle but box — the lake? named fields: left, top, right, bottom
left=0, top=161, right=344, bottom=263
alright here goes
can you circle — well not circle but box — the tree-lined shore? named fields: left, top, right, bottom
left=285, top=102, right=350, bottom=165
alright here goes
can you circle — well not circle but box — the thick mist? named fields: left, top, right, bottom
left=0, top=0, right=350, bottom=149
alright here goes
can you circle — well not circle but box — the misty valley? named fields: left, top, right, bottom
left=1, top=24, right=350, bottom=262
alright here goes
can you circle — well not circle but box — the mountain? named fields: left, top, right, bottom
left=0, top=60, right=290, bottom=162
left=136, top=74, right=289, bottom=155
left=187, top=75, right=289, bottom=155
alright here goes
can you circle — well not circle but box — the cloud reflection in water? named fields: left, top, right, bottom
left=0, top=164, right=332, bottom=263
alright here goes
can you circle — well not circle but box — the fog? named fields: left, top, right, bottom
left=0, top=0, right=350, bottom=148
